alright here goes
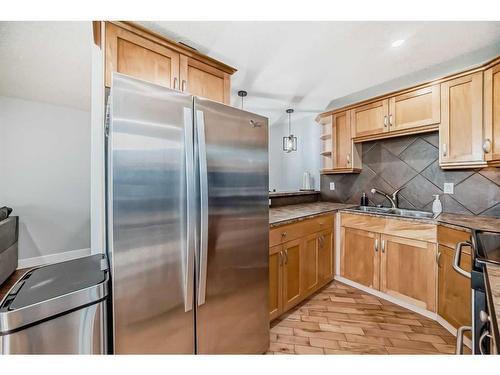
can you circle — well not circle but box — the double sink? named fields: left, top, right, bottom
left=348, top=205, right=436, bottom=219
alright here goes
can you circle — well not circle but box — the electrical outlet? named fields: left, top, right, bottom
left=330, top=182, right=335, bottom=191
left=443, top=183, right=454, bottom=194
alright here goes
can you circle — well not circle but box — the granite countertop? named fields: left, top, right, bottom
left=339, top=208, right=500, bottom=233
left=269, top=191, right=320, bottom=198
left=269, top=202, right=357, bottom=227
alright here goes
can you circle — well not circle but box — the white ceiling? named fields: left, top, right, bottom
left=0, top=21, right=92, bottom=111
left=141, top=21, right=500, bottom=126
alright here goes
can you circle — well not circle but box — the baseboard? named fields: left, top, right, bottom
left=335, top=275, right=473, bottom=349
left=17, top=248, right=91, bottom=269
left=335, top=276, right=437, bottom=320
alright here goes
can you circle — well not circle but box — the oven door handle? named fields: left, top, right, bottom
left=453, top=241, right=472, bottom=279
left=456, top=325, right=472, bottom=355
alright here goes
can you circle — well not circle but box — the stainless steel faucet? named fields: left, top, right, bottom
left=370, top=187, right=405, bottom=208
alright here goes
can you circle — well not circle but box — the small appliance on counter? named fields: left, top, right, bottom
left=300, top=171, right=314, bottom=191
left=0, top=254, right=109, bottom=354
left=454, top=229, right=500, bottom=355
left=0, top=214, right=18, bottom=286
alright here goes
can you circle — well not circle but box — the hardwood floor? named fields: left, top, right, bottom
left=268, top=280, right=469, bottom=355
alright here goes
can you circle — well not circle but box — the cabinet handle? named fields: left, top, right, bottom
left=319, top=235, right=325, bottom=248
left=456, top=326, right=472, bottom=355
left=281, top=232, right=287, bottom=241
left=173, top=77, right=178, bottom=90
left=375, top=239, right=379, bottom=252
left=284, top=249, right=289, bottom=264
left=453, top=241, right=472, bottom=279
left=346, top=153, right=351, bottom=164
left=182, top=79, right=187, bottom=92
left=279, top=250, right=284, bottom=266
left=381, top=239, right=385, bottom=253
left=389, top=114, right=393, bottom=127
left=436, top=250, right=442, bottom=267
left=383, top=116, right=388, bottom=128
left=442, top=143, right=447, bottom=157
left=483, top=138, right=492, bottom=153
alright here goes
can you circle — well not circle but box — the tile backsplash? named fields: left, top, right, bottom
left=320, top=132, right=500, bottom=217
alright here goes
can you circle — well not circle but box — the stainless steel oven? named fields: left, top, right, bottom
left=454, top=230, right=499, bottom=355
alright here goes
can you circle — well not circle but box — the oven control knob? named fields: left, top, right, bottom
left=480, top=310, right=490, bottom=323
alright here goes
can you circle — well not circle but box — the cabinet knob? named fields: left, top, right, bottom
left=483, top=138, right=492, bottom=153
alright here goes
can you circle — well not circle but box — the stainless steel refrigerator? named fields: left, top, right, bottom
left=107, top=73, right=269, bottom=354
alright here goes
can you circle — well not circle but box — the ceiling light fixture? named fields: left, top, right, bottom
left=283, top=109, right=297, bottom=153
left=391, top=39, right=405, bottom=48
left=237, top=90, right=247, bottom=109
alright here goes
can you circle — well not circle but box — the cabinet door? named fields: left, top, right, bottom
left=440, top=72, right=484, bottom=167
left=484, top=63, right=500, bottom=165
left=340, top=227, right=379, bottom=289
left=282, top=239, right=303, bottom=311
left=180, top=55, right=230, bottom=104
left=333, top=111, right=352, bottom=169
left=269, top=245, right=283, bottom=321
left=105, top=23, right=179, bottom=88
left=351, top=99, right=389, bottom=138
left=318, top=230, right=334, bottom=284
left=380, top=235, right=437, bottom=312
left=302, top=234, right=320, bottom=296
left=388, top=85, right=440, bottom=132
left=437, top=244, right=472, bottom=329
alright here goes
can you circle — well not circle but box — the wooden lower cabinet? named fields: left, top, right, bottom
left=437, top=244, right=472, bottom=329
left=269, top=244, right=283, bottom=321
left=340, top=227, right=379, bottom=289
left=282, top=239, right=302, bottom=311
left=269, top=216, right=335, bottom=320
left=380, top=234, right=437, bottom=312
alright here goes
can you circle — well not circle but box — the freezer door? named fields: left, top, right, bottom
left=108, top=74, right=195, bottom=354
left=194, top=97, right=269, bottom=354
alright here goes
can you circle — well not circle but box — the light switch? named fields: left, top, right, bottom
left=330, top=182, right=335, bottom=191
left=444, top=183, right=454, bottom=194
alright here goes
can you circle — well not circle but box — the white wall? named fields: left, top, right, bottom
left=269, top=116, right=321, bottom=192
left=0, top=96, right=91, bottom=260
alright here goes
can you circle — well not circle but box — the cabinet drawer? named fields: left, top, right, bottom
left=269, top=214, right=334, bottom=247
left=437, top=225, right=471, bottom=253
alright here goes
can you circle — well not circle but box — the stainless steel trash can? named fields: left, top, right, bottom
left=0, top=254, right=108, bottom=354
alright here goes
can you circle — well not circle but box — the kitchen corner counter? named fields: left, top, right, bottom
left=269, top=202, right=356, bottom=227
left=436, top=213, right=500, bottom=233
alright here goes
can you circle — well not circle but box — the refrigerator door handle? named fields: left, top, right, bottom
left=196, top=109, right=209, bottom=306
left=184, top=107, right=195, bottom=312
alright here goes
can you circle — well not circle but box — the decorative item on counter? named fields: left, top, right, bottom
left=360, top=193, right=368, bottom=206
left=300, top=172, right=313, bottom=191
left=432, top=195, right=442, bottom=216
left=0, top=206, right=13, bottom=221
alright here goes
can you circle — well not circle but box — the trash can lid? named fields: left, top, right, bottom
left=0, top=254, right=108, bottom=334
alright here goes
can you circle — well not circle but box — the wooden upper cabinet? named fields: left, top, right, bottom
left=180, top=56, right=230, bottom=104
left=484, top=62, right=500, bottom=165
left=333, top=111, right=351, bottom=169
left=388, top=85, right=440, bottom=132
left=340, top=227, right=379, bottom=289
left=379, top=234, right=437, bottom=312
left=105, top=23, right=179, bottom=88
left=440, top=72, right=485, bottom=168
left=104, top=22, right=235, bottom=104
left=351, top=99, right=389, bottom=138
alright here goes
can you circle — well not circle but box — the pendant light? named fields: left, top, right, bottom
left=237, top=90, right=247, bottom=109
left=283, top=108, right=297, bottom=153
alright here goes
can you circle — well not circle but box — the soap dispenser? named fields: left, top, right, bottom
left=432, top=195, right=442, bottom=216
left=360, top=192, right=368, bottom=206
